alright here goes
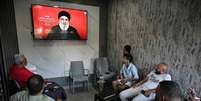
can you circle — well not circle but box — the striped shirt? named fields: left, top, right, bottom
left=10, top=90, right=54, bottom=101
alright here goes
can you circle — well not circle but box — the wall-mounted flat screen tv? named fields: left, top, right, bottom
left=32, top=5, right=88, bottom=40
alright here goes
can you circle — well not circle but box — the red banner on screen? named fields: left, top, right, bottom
left=32, top=5, right=87, bottom=40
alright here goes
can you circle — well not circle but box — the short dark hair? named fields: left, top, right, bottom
left=58, top=11, right=71, bottom=20
left=123, top=54, right=133, bottom=62
left=27, top=74, right=44, bottom=95
left=156, top=81, right=182, bottom=101
left=124, top=45, right=131, bottom=54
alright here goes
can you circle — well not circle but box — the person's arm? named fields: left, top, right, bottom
left=164, top=74, right=171, bottom=81
left=10, top=94, right=17, bottom=101
left=132, top=77, right=148, bottom=88
left=71, top=27, right=80, bottom=40
left=142, top=88, right=156, bottom=97
left=144, top=88, right=156, bottom=93
left=74, top=30, right=80, bottom=40
left=188, top=88, right=200, bottom=101
left=128, top=65, right=139, bottom=81
left=133, top=71, right=154, bottom=87
left=47, top=25, right=60, bottom=39
left=9, top=67, right=15, bottom=80
left=56, top=99, right=63, bottom=101
left=119, top=65, right=124, bottom=79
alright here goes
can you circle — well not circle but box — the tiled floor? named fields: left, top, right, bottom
left=64, top=86, right=97, bottom=101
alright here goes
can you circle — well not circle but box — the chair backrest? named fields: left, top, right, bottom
left=133, top=64, right=145, bottom=82
left=95, top=57, right=109, bottom=74
left=8, top=79, right=20, bottom=96
left=70, top=61, right=84, bottom=77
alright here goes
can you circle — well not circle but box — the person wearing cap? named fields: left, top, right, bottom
left=47, top=11, right=80, bottom=40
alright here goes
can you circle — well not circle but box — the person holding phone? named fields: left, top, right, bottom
left=120, top=63, right=171, bottom=101
left=112, top=54, right=139, bottom=93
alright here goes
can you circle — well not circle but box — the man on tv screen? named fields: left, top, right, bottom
left=47, top=11, right=80, bottom=40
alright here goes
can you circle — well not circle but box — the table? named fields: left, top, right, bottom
left=94, top=89, right=118, bottom=101
left=97, top=79, right=105, bottom=93
left=95, top=79, right=119, bottom=101
left=43, top=81, right=67, bottom=100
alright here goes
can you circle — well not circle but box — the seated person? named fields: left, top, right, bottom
left=187, top=88, right=200, bottom=101
left=10, top=74, right=54, bottom=101
left=123, top=45, right=132, bottom=56
left=43, top=81, right=67, bottom=101
left=9, top=54, right=34, bottom=88
left=9, top=54, right=66, bottom=101
left=119, top=63, right=171, bottom=101
left=112, top=54, right=139, bottom=93
left=155, top=81, right=182, bottom=101
left=123, top=45, right=133, bottom=62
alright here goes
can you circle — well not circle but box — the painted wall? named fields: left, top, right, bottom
left=14, top=0, right=99, bottom=78
left=107, top=0, right=201, bottom=96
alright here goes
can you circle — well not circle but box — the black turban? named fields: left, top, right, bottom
left=58, top=11, right=71, bottom=20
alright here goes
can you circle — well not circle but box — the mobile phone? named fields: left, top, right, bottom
left=141, top=90, right=145, bottom=94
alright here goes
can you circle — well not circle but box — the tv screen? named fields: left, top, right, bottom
left=31, top=5, right=88, bottom=40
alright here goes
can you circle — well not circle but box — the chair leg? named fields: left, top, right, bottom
left=73, top=81, right=75, bottom=94
left=69, top=79, right=71, bottom=92
left=83, top=82, right=85, bottom=91
left=68, top=77, right=70, bottom=90
left=85, top=81, right=87, bottom=91
left=87, top=80, right=89, bottom=91
left=70, top=79, right=72, bottom=93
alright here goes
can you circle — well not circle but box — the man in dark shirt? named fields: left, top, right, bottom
left=47, top=11, right=80, bottom=40
left=155, top=81, right=182, bottom=101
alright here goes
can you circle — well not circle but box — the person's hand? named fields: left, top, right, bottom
left=117, top=79, right=122, bottom=84
left=117, top=75, right=121, bottom=79
left=143, top=90, right=152, bottom=97
left=188, top=88, right=195, bottom=100
left=127, top=76, right=133, bottom=81
left=132, top=84, right=140, bottom=88
left=193, top=97, right=200, bottom=101
left=187, top=88, right=200, bottom=101
left=56, top=99, right=62, bottom=101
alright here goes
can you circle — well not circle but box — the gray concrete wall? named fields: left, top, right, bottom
left=14, top=0, right=99, bottom=78
left=107, top=0, right=201, bottom=96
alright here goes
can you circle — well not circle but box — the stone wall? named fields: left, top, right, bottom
left=107, top=0, right=201, bottom=96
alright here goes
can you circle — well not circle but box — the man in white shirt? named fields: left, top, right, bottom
left=112, top=54, right=139, bottom=93
left=119, top=63, right=171, bottom=101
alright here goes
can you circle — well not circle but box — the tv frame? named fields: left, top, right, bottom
left=31, top=4, right=88, bottom=40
